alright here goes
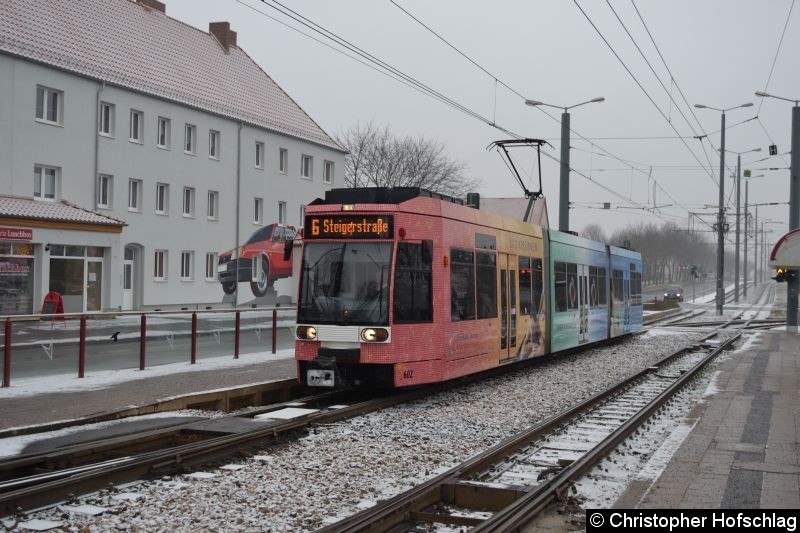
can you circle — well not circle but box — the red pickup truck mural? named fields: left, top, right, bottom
left=218, top=224, right=297, bottom=297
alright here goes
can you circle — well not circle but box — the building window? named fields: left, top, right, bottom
left=157, top=117, right=170, bottom=148
left=184, top=124, right=196, bottom=154
left=155, top=183, right=169, bottom=214
left=180, top=251, right=194, bottom=280
left=129, top=110, right=143, bottom=143
left=154, top=250, right=167, bottom=280
left=255, top=142, right=264, bottom=169
left=207, top=190, right=219, bottom=220
left=279, top=148, right=288, bottom=174
left=33, top=165, right=57, bottom=201
left=323, top=160, right=334, bottom=184
left=205, top=252, right=217, bottom=280
left=254, top=198, right=263, bottom=224
left=301, top=154, right=313, bottom=179
left=209, top=130, right=220, bottom=159
left=128, top=179, right=142, bottom=211
left=182, top=187, right=195, bottom=217
left=99, top=102, right=114, bottom=136
left=278, top=201, right=287, bottom=224
left=35, top=85, right=62, bottom=125
left=97, top=174, right=113, bottom=208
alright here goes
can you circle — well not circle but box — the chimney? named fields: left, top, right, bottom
left=209, top=22, right=237, bottom=52
left=138, top=0, right=166, bottom=13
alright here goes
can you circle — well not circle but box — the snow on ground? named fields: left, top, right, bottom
left=0, top=349, right=293, bottom=400
left=9, top=330, right=707, bottom=532
left=0, top=411, right=215, bottom=459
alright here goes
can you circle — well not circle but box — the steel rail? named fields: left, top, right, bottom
left=472, top=333, right=740, bottom=532
left=318, top=324, right=735, bottom=533
left=0, top=332, right=638, bottom=516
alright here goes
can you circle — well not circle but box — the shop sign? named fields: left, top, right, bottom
left=0, top=227, right=33, bottom=241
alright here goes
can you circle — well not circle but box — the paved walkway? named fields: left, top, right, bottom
left=0, top=358, right=296, bottom=431
left=617, top=329, right=799, bottom=508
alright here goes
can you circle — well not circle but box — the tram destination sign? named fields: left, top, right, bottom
left=305, top=214, right=393, bottom=240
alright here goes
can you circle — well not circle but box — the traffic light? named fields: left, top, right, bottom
left=773, top=268, right=797, bottom=283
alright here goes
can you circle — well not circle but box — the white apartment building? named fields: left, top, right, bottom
left=0, top=0, right=346, bottom=314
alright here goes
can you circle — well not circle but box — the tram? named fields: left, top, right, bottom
left=294, top=187, right=642, bottom=388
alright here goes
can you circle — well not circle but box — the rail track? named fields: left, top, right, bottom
left=0, top=285, right=768, bottom=521
left=0, top=328, right=649, bottom=517
left=318, top=313, right=754, bottom=532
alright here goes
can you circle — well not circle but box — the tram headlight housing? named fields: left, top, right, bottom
left=360, top=328, right=389, bottom=343
left=296, top=326, right=317, bottom=340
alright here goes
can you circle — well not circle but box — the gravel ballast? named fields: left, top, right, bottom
left=8, top=329, right=705, bottom=532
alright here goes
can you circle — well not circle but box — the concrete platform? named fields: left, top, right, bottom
left=0, top=357, right=296, bottom=432
left=617, top=329, right=799, bottom=508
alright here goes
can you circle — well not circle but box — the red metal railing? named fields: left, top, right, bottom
left=0, top=306, right=294, bottom=387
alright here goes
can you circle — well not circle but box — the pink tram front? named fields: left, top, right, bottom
left=295, top=188, right=547, bottom=388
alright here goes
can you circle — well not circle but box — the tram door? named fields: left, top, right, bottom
left=578, top=265, right=589, bottom=344
left=498, top=253, right=518, bottom=362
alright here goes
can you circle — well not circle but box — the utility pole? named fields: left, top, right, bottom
left=789, top=104, right=799, bottom=331
left=559, top=111, right=571, bottom=232
left=717, top=113, right=726, bottom=315
left=744, top=179, right=749, bottom=299
left=695, top=102, right=753, bottom=315
left=735, top=156, right=741, bottom=303
left=526, top=97, right=604, bottom=233
left=754, top=205, right=758, bottom=288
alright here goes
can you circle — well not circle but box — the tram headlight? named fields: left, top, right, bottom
left=296, top=326, right=317, bottom=340
left=360, top=328, right=389, bottom=342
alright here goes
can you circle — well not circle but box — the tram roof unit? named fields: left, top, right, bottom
left=309, top=188, right=544, bottom=240
left=547, top=228, right=608, bottom=254
left=319, top=187, right=464, bottom=206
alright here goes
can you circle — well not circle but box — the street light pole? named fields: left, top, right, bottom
left=756, top=91, right=799, bottom=331
left=754, top=205, right=758, bottom=286
left=790, top=104, right=799, bottom=331
left=744, top=179, right=748, bottom=298
left=735, top=154, right=741, bottom=303
left=696, top=102, right=753, bottom=315
left=559, top=111, right=571, bottom=232
left=526, top=96, right=604, bottom=233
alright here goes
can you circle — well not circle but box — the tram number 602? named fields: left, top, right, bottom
left=402, top=369, right=413, bottom=380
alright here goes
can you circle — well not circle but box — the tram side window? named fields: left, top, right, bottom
left=450, top=249, right=475, bottom=321
left=476, top=251, right=497, bottom=319
left=612, top=269, right=624, bottom=303
left=566, top=263, right=578, bottom=311
left=554, top=261, right=567, bottom=312
left=631, top=272, right=642, bottom=306
left=393, top=242, right=433, bottom=323
left=518, top=257, right=532, bottom=315
left=533, top=258, right=544, bottom=315
left=596, top=267, right=607, bottom=306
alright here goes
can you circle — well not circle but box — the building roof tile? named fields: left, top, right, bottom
left=0, top=195, right=126, bottom=226
left=0, top=0, right=344, bottom=152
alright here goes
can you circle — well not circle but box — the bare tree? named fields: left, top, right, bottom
left=610, top=221, right=715, bottom=286
left=336, top=122, right=478, bottom=198
left=581, top=223, right=607, bottom=242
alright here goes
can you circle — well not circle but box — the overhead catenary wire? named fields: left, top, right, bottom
left=386, top=0, right=704, bottom=217
left=756, top=0, right=797, bottom=116
left=574, top=0, right=718, bottom=185
left=235, top=0, right=717, bottom=227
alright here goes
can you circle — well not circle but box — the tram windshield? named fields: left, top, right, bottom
left=298, top=242, right=392, bottom=326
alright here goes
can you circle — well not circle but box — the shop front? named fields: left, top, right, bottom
left=0, top=196, right=125, bottom=316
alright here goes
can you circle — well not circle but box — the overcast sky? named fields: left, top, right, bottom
left=168, top=0, right=797, bottom=243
